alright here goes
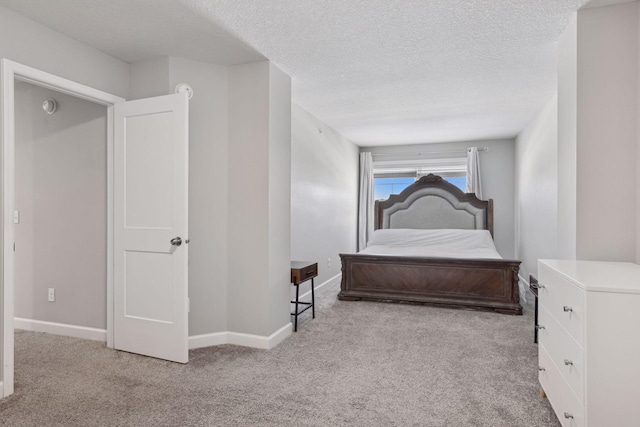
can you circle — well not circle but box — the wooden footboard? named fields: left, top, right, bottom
left=338, top=254, right=522, bottom=315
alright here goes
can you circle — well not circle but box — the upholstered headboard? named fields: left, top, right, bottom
left=375, top=174, right=493, bottom=235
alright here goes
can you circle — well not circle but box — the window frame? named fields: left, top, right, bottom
left=373, top=158, right=467, bottom=201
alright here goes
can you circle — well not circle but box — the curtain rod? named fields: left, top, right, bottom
left=371, top=147, right=488, bottom=156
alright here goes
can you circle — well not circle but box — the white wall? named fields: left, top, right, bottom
left=576, top=2, right=638, bottom=261
left=0, top=5, right=129, bottom=99
left=267, top=63, right=292, bottom=334
left=557, top=15, right=578, bottom=261
left=362, top=139, right=517, bottom=259
left=227, top=61, right=291, bottom=337
left=515, top=96, right=558, bottom=282
left=168, top=58, right=230, bottom=336
left=129, top=57, right=170, bottom=100
left=290, top=104, right=359, bottom=290
left=14, top=82, right=107, bottom=329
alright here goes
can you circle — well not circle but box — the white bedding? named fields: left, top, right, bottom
left=360, top=228, right=502, bottom=259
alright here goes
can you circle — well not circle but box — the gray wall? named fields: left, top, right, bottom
left=129, top=57, right=171, bottom=100
left=362, top=139, right=516, bottom=259
left=515, top=96, right=558, bottom=282
left=14, top=82, right=107, bottom=329
left=227, top=61, right=291, bottom=337
left=291, top=104, right=359, bottom=290
left=267, top=64, right=292, bottom=334
left=169, top=58, right=230, bottom=337
left=0, top=5, right=129, bottom=98
left=575, top=2, right=637, bottom=261
left=557, top=14, right=578, bottom=260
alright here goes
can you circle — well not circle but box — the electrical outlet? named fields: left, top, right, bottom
left=327, top=258, right=331, bottom=268
left=48, top=288, right=55, bottom=302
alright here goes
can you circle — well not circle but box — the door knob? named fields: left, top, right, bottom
left=170, top=237, right=182, bottom=246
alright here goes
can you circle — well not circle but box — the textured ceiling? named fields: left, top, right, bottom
left=1, top=0, right=593, bottom=146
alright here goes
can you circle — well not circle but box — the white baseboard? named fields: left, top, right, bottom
left=266, top=322, right=292, bottom=348
left=297, top=272, right=340, bottom=300
left=188, top=332, right=227, bottom=349
left=189, top=322, right=293, bottom=350
left=229, top=322, right=292, bottom=349
left=15, top=316, right=294, bottom=352
left=519, top=274, right=530, bottom=287
left=14, top=317, right=107, bottom=342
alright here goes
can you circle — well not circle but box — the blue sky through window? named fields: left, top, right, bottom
left=445, top=176, right=466, bottom=192
left=374, top=176, right=466, bottom=200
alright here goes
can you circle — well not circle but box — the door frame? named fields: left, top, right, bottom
left=0, top=59, right=125, bottom=398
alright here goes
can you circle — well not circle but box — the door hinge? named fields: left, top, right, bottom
left=13, top=242, right=15, bottom=251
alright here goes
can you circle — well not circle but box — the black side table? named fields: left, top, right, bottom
left=290, top=261, right=318, bottom=332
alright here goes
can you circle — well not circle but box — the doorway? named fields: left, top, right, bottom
left=13, top=81, right=109, bottom=341
left=1, top=60, right=191, bottom=399
left=1, top=59, right=122, bottom=398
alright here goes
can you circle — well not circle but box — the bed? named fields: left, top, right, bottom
left=338, top=174, right=522, bottom=315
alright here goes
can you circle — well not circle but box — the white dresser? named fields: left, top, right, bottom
left=537, top=260, right=640, bottom=427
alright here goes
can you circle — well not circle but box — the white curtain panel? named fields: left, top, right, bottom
left=465, top=147, right=483, bottom=199
left=358, top=152, right=374, bottom=251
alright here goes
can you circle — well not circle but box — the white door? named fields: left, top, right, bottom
left=113, top=93, right=189, bottom=363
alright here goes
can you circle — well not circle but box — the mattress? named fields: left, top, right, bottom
left=360, top=228, right=502, bottom=259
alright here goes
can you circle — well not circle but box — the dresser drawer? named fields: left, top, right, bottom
left=538, top=305, right=584, bottom=403
left=291, top=262, right=318, bottom=284
left=539, top=344, right=584, bottom=427
left=539, top=265, right=584, bottom=346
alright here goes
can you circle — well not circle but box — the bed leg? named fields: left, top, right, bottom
left=540, top=387, right=546, bottom=399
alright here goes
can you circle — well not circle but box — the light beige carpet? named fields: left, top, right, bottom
left=0, top=281, right=560, bottom=426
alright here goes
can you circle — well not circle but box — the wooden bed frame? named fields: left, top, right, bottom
left=339, top=174, right=522, bottom=315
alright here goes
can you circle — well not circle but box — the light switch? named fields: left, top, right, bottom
left=13, top=210, right=19, bottom=224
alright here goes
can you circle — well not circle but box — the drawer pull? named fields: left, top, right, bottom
left=563, top=306, right=573, bottom=312
left=535, top=325, right=545, bottom=330
left=538, top=366, right=545, bottom=371
left=564, top=413, right=574, bottom=419
left=564, top=359, right=573, bottom=366
left=305, top=271, right=314, bottom=276
left=531, top=283, right=546, bottom=289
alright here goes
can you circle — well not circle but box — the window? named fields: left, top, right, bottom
left=372, top=156, right=467, bottom=200
left=374, top=173, right=467, bottom=201
left=441, top=175, right=466, bottom=192
left=374, top=176, right=415, bottom=200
